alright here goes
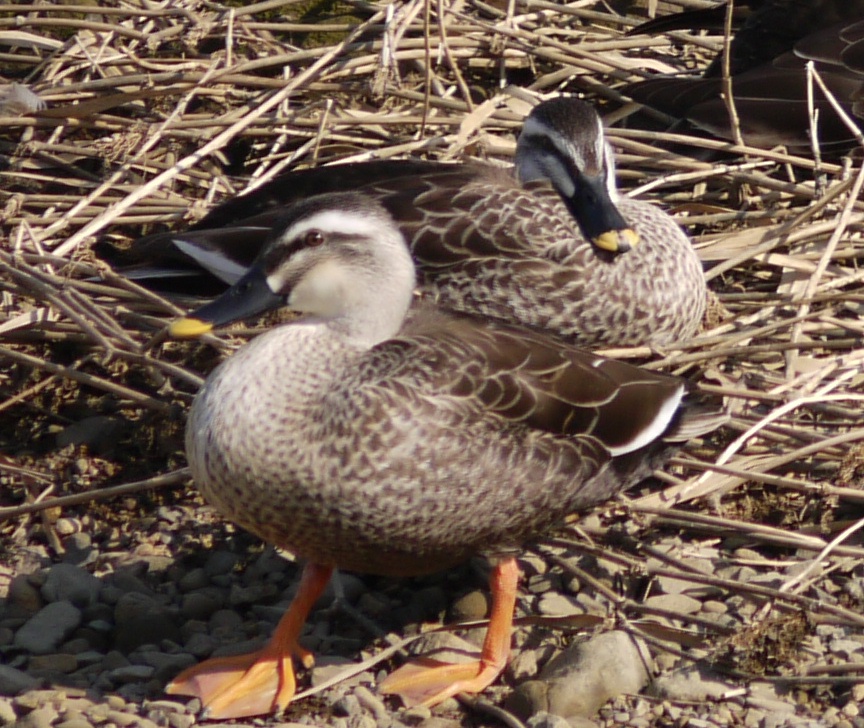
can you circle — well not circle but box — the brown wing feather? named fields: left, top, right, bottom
left=358, top=311, right=684, bottom=453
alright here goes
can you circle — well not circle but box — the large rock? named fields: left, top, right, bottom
left=508, top=630, right=651, bottom=721
left=41, top=564, right=101, bottom=607
left=14, top=601, right=81, bottom=655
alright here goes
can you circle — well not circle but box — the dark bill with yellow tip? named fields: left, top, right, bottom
left=169, top=317, right=215, bottom=339
left=593, top=227, right=640, bottom=254
left=564, top=173, right=639, bottom=255
left=167, top=265, right=283, bottom=339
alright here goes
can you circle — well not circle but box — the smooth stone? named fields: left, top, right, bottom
left=42, top=564, right=102, bottom=607
left=183, top=632, right=217, bottom=658
left=208, top=609, right=243, bottom=633
left=28, top=654, right=78, bottom=673
left=203, top=551, right=239, bottom=577
left=14, top=601, right=81, bottom=655
left=15, top=705, right=56, bottom=728
left=107, top=664, right=156, bottom=683
left=6, top=575, right=44, bottom=616
left=113, top=593, right=179, bottom=651
left=309, top=656, right=368, bottom=688
left=644, top=593, right=702, bottom=615
left=332, top=694, right=362, bottom=717
left=177, top=568, right=209, bottom=592
left=507, top=648, right=540, bottom=682
left=0, top=699, right=16, bottom=724
left=526, top=712, right=573, bottom=728
left=55, top=721, right=95, bottom=728
left=649, top=664, right=734, bottom=701
left=416, top=719, right=462, bottom=728
left=166, top=714, right=195, bottom=728
left=180, top=592, right=220, bottom=621
left=403, top=632, right=479, bottom=664
left=448, top=590, right=488, bottom=622
left=508, top=631, right=650, bottom=721
left=536, top=593, right=582, bottom=617
left=135, top=651, right=196, bottom=679
left=0, top=664, right=40, bottom=695
left=353, top=685, right=389, bottom=722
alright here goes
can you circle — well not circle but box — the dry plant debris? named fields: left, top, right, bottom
left=1, top=1, right=863, bottom=727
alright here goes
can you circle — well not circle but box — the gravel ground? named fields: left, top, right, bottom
left=3, top=485, right=864, bottom=728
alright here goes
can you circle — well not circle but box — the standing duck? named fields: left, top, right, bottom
left=125, top=98, right=705, bottom=348
left=165, top=191, right=721, bottom=719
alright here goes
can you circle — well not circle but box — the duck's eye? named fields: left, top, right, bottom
left=305, top=230, right=325, bottom=247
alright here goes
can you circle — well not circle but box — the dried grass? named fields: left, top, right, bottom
left=2, top=0, right=864, bottom=716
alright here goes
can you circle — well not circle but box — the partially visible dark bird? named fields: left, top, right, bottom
left=625, top=0, right=864, bottom=153
left=110, top=98, right=706, bottom=349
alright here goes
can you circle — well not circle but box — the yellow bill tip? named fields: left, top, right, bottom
left=169, top=317, right=214, bottom=339
left=594, top=228, right=640, bottom=253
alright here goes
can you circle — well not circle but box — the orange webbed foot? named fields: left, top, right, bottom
left=379, top=558, right=520, bottom=708
left=167, top=563, right=333, bottom=719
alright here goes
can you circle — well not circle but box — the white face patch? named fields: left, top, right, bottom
left=284, top=258, right=355, bottom=318
left=281, top=209, right=387, bottom=247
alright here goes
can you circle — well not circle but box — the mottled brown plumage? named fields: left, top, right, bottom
left=166, top=192, right=721, bottom=718
left=125, top=98, right=705, bottom=348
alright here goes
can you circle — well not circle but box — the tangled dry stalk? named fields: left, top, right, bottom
left=2, top=0, right=864, bottom=723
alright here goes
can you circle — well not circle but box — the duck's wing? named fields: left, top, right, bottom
left=115, top=161, right=574, bottom=288
left=362, top=313, right=690, bottom=457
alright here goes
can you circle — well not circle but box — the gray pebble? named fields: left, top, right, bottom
left=448, top=590, right=488, bottom=621
left=15, top=705, right=56, bottom=728
left=352, top=685, right=388, bottom=722
left=333, top=693, right=362, bottom=717
left=167, top=713, right=195, bottom=728
left=113, top=593, right=179, bottom=651
left=28, top=654, right=78, bottom=674
left=55, top=720, right=94, bottom=728
left=415, top=719, right=461, bottom=728
left=108, top=664, right=156, bottom=684
left=0, top=698, right=16, bottom=724
left=743, top=708, right=767, bottom=727
left=180, top=591, right=221, bottom=621
left=14, top=601, right=81, bottom=655
left=204, top=551, right=238, bottom=577
left=178, top=568, right=209, bottom=592
left=6, top=574, right=44, bottom=616
left=650, top=664, right=734, bottom=701
left=511, top=631, right=649, bottom=721
left=0, top=664, right=41, bottom=696
left=183, top=631, right=217, bottom=657
left=309, top=657, right=370, bottom=689
left=526, top=711, right=574, bottom=728
left=644, top=593, right=702, bottom=615
left=536, top=593, right=581, bottom=617
left=208, top=609, right=243, bottom=632
left=41, top=564, right=101, bottom=607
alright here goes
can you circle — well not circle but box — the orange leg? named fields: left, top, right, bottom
left=167, top=562, right=333, bottom=719
left=379, top=557, right=520, bottom=708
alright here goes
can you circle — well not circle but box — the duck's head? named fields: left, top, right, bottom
left=515, top=97, right=639, bottom=254
left=170, top=192, right=416, bottom=347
